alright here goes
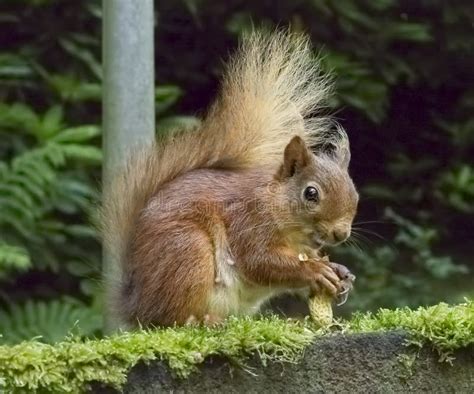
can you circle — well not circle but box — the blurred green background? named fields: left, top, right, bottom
left=0, top=0, right=472, bottom=344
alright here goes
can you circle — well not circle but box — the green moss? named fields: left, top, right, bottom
left=0, top=301, right=472, bottom=393
left=0, top=317, right=314, bottom=393
left=348, top=299, right=474, bottom=361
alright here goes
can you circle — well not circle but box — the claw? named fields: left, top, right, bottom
left=336, top=291, right=349, bottom=306
left=339, top=286, right=350, bottom=296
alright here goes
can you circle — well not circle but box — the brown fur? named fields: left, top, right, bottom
left=101, top=31, right=358, bottom=327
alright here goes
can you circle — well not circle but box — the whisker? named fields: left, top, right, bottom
left=353, top=219, right=397, bottom=226
left=352, top=227, right=387, bottom=241
left=350, top=232, right=373, bottom=247
left=346, top=238, right=363, bottom=253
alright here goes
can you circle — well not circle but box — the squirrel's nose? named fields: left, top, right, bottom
left=332, top=229, right=350, bottom=244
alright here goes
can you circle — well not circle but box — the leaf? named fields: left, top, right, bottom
left=0, top=102, right=40, bottom=136
left=0, top=53, right=33, bottom=78
left=61, top=144, right=103, bottom=163
left=52, top=125, right=100, bottom=143
left=48, top=74, right=102, bottom=102
left=0, top=299, right=102, bottom=344
left=38, top=105, right=64, bottom=140
left=156, top=116, right=201, bottom=134
left=59, top=37, right=102, bottom=79
left=382, top=23, right=432, bottom=42
left=0, top=243, right=31, bottom=278
left=0, top=182, right=35, bottom=210
left=155, top=85, right=183, bottom=115
left=226, top=12, right=255, bottom=34
left=64, top=224, right=98, bottom=238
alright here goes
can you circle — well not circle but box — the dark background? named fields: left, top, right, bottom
left=0, top=0, right=472, bottom=343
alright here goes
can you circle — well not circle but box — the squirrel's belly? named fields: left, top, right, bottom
left=208, top=274, right=277, bottom=317
left=208, top=225, right=279, bottom=317
left=208, top=249, right=279, bottom=317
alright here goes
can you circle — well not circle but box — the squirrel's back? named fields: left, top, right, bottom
left=101, top=30, right=349, bottom=326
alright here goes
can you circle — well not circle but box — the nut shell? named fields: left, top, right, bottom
left=309, top=292, right=333, bottom=327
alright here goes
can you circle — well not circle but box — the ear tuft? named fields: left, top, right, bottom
left=339, top=146, right=351, bottom=170
left=313, top=125, right=351, bottom=170
left=279, top=136, right=312, bottom=178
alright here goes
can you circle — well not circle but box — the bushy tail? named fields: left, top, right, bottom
left=101, top=30, right=342, bottom=308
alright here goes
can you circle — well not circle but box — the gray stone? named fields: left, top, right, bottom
left=93, top=331, right=474, bottom=393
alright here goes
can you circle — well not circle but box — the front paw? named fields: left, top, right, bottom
left=309, top=260, right=342, bottom=297
left=329, top=262, right=355, bottom=305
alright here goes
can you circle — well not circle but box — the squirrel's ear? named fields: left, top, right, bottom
left=278, top=136, right=312, bottom=178
left=313, top=126, right=351, bottom=170
left=314, top=140, right=351, bottom=170
left=339, top=147, right=351, bottom=170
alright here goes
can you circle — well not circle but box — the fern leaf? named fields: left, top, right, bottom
left=61, top=144, right=102, bottom=163
left=0, top=212, right=34, bottom=239
left=0, top=299, right=101, bottom=344
left=0, top=243, right=31, bottom=278
left=0, top=121, right=100, bottom=275
left=0, top=197, right=37, bottom=222
left=0, top=183, right=35, bottom=210
left=38, top=105, right=64, bottom=140
left=52, top=125, right=100, bottom=143
left=7, top=173, right=47, bottom=201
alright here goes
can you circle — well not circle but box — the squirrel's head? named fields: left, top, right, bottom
left=275, top=135, right=358, bottom=249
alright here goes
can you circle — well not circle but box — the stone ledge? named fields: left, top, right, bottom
left=97, top=331, right=474, bottom=393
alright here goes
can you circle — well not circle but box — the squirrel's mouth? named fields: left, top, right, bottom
left=310, top=233, right=326, bottom=249
left=311, top=232, right=344, bottom=249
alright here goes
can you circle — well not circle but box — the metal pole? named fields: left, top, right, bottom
left=102, top=0, right=155, bottom=331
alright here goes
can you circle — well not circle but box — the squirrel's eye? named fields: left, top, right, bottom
left=304, top=186, right=319, bottom=202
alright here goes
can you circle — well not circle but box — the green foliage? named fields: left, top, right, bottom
left=0, top=298, right=101, bottom=344
left=0, top=1, right=196, bottom=334
left=0, top=104, right=101, bottom=284
left=438, top=165, right=474, bottom=213
left=0, top=2, right=104, bottom=311
left=0, top=301, right=472, bottom=393
left=340, top=208, right=468, bottom=310
left=0, top=243, right=30, bottom=279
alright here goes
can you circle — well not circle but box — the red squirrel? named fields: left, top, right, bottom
left=102, top=31, right=358, bottom=328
